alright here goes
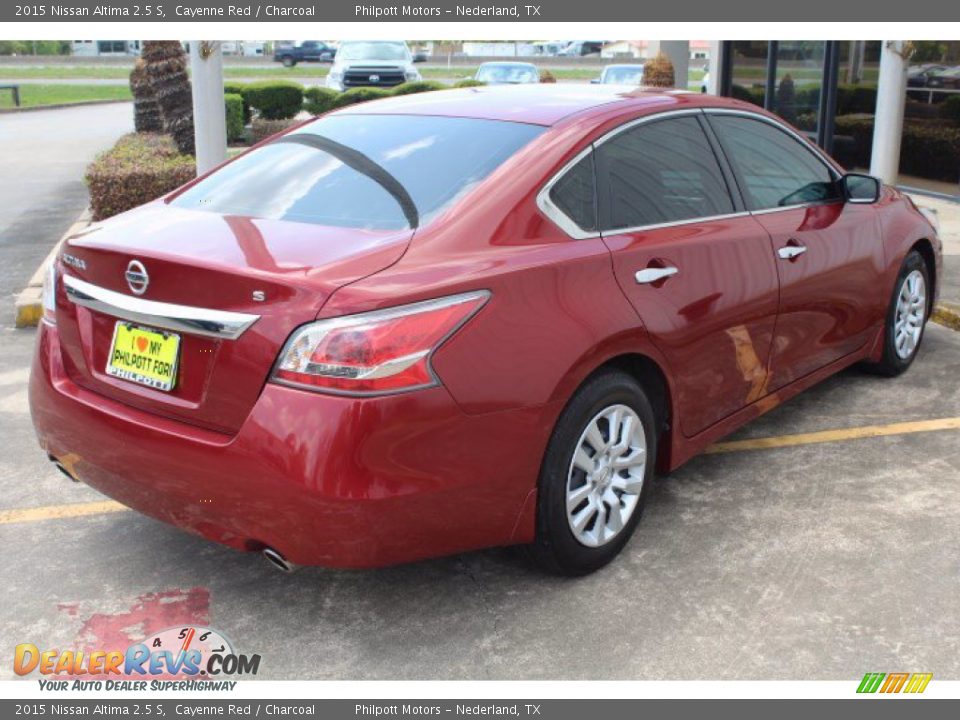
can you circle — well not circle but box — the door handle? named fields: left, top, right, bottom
left=778, top=244, right=807, bottom=260
left=635, top=266, right=679, bottom=284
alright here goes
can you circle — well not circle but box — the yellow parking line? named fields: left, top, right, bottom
left=0, top=500, right=128, bottom=525
left=706, top=417, right=960, bottom=454
left=2, top=418, right=958, bottom=526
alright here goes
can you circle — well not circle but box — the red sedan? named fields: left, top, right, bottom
left=30, top=86, right=942, bottom=575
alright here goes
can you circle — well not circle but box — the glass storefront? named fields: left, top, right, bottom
left=719, top=40, right=960, bottom=197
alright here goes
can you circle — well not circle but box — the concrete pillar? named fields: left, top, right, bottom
left=870, top=41, right=909, bottom=184
left=189, top=41, right=227, bottom=175
left=706, top=41, right=722, bottom=94
left=647, top=40, right=690, bottom=90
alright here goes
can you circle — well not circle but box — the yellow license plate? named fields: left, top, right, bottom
left=106, top=322, right=180, bottom=392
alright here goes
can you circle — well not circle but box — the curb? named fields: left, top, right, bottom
left=933, top=302, right=960, bottom=332
left=14, top=208, right=92, bottom=329
left=0, top=99, right=130, bottom=114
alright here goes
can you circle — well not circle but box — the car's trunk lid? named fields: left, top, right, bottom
left=53, top=203, right=411, bottom=434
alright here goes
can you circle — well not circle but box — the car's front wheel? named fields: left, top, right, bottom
left=529, top=369, right=658, bottom=576
left=864, top=249, right=930, bottom=376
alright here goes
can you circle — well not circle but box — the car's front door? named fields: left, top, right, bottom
left=706, top=112, right=886, bottom=390
left=595, top=113, right=781, bottom=438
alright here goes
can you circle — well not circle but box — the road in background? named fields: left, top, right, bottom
left=0, top=102, right=132, bottom=326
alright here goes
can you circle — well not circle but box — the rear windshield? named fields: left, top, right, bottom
left=172, top=114, right=544, bottom=230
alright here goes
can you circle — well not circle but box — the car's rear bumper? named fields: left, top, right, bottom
left=30, top=323, right=555, bottom=568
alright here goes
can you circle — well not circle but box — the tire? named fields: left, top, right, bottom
left=529, top=369, right=658, bottom=576
left=282, top=57, right=295, bottom=68
left=863, top=249, right=931, bottom=377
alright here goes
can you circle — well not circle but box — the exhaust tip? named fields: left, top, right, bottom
left=50, top=456, right=79, bottom=482
left=262, top=547, right=297, bottom=573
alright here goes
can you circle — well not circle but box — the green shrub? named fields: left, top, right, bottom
left=251, top=117, right=299, bottom=144
left=85, top=133, right=195, bottom=221
left=453, top=79, right=485, bottom=88
left=224, top=93, right=245, bottom=142
left=731, top=84, right=765, bottom=107
left=391, top=80, right=446, bottom=96
left=242, top=80, right=304, bottom=120
left=941, top=95, right=960, bottom=124
left=332, top=87, right=392, bottom=109
left=304, top=86, right=339, bottom=116
left=831, top=114, right=960, bottom=183
left=223, top=81, right=251, bottom=123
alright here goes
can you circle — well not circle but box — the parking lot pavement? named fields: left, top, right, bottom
left=1, top=322, right=958, bottom=681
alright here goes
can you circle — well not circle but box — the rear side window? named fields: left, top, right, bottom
left=172, top=115, right=544, bottom=230
left=549, top=153, right=597, bottom=233
left=596, top=116, right=735, bottom=231
left=708, top=115, right=840, bottom=210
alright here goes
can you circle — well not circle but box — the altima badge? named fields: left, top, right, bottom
left=125, top=260, right=149, bottom=295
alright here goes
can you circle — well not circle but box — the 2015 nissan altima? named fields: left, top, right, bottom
left=30, top=85, right=942, bottom=575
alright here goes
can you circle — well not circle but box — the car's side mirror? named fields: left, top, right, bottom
left=590, top=78, right=601, bottom=84
left=842, top=173, right=881, bottom=204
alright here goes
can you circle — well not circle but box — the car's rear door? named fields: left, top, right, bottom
left=705, top=111, right=886, bottom=390
left=595, top=112, right=781, bottom=438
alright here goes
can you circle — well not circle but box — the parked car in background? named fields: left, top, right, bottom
left=273, top=41, right=336, bottom=67
left=475, top=62, right=540, bottom=84
left=924, top=66, right=960, bottom=90
left=32, top=86, right=941, bottom=576
left=907, top=64, right=948, bottom=88
left=594, top=64, right=645, bottom=85
left=325, top=40, right=421, bottom=92
left=559, top=40, right=604, bottom=57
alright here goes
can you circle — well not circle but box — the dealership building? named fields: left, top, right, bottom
left=701, top=40, right=959, bottom=200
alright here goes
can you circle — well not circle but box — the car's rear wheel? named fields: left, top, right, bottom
left=864, top=250, right=930, bottom=376
left=529, top=369, right=657, bottom=576
left=282, top=57, right=296, bottom=67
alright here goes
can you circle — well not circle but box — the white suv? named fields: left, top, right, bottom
left=325, top=41, right=422, bottom=92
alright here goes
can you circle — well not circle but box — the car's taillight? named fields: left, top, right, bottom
left=41, top=261, right=57, bottom=326
left=272, top=291, right=490, bottom=395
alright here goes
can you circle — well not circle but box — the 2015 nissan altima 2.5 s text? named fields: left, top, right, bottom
left=30, top=85, right=942, bottom=575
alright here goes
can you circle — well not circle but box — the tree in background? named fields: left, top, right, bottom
left=644, top=53, right=675, bottom=88
left=776, top=73, right=797, bottom=125
left=129, top=58, right=163, bottom=133
left=141, top=41, right=194, bottom=156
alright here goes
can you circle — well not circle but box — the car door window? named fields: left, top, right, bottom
left=709, top=115, right=840, bottom=210
left=595, top=115, right=735, bottom=232
left=548, top=153, right=597, bottom=233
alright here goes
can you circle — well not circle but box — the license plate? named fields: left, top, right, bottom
left=106, top=322, right=180, bottom=392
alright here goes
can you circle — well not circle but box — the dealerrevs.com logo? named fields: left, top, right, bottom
left=14, top=626, right=260, bottom=690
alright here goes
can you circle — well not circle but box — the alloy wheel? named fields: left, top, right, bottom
left=894, top=269, right=926, bottom=360
left=566, top=404, right=647, bottom=548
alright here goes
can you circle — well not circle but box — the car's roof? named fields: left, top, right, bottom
left=604, top=64, right=644, bottom=69
left=339, top=84, right=727, bottom=126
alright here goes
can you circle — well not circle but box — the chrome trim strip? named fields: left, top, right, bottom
left=604, top=210, right=753, bottom=235
left=750, top=200, right=844, bottom=216
left=63, top=275, right=260, bottom=341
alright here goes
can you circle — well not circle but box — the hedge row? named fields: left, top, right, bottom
left=304, top=78, right=485, bottom=116
left=733, top=82, right=960, bottom=125
left=226, top=78, right=486, bottom=124
left=224, top=80, right=305, bottom=121
left=225, top=93, right=244, bottom=142
left=825, top=114, right=960, bottom=183
left=85, top=133, right=196, bottom=221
